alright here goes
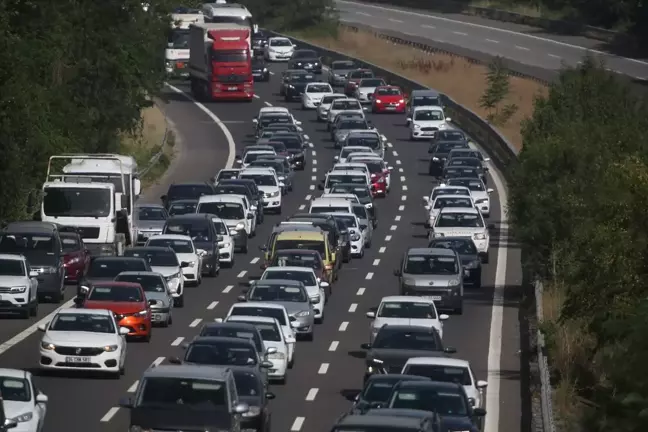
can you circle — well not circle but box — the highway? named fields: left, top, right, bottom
left=335, top=0, right=648, bottom=80
left=0, top=57, right=523, bottom=432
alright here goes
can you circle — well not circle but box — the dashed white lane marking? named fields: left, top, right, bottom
left=390, top=225, right=398, bottom=231
left=305, top=195, right=312, bottom=200
left=421, top=24, right=436, bottom=29
left=365, top=272, right=374, bottom=280
left=329, top=341, right=339, bottom=351
left=398, top=205, right=405, bottom=211
left=403, top=185, right=409, bottom=191
left=250, top=257, right=259, bottom=264
left=357, top=287, right=366, bottom=295
left=339, top=322, right=349, bottom=332
left=151, top=357, right=165, bottom=367
left=309, top=185, right=315, bottom=190
left=312, top=167, right=317, bottom=172
left=304, top=134, right=310, bottom=140
left=349, top=303, right=358, bottom=312
left=395, top=215, right=401, bottom=221
left=305, top=388, right=319, bottom=401
left=291, top=417, right=305, bottom=431
left=171, top=337, right=184, bottom=346
left=100, top=407, right=120, bottom=422
left=379, top=246, right=386, bottom=253
left=128, top=381, right=139, bottom=392
left=400, top=176, right=406, bottom=181
left=313, top=159, right=318, bottom=165
left=253, top=94, right=260, bottom=99
left=311, top=176, right=317, bottom=181
left=318, top=363, right=329, bottom=374
left=548, top=53, right=561, bottom=58
left=269, top=71, right=275, bottom=75
left=264, top=101, right=272, bottom=107
left=385, top=235, right=392, bottom=241
left=396, top=160, right=401, bottom=165
left=388, top=18, right=403, bottom=23
left=398, top=167, right=403, bottom=173
left=299, top=204, right=306, bottom=210
left=207, top=301, right=218, bottom=310
left=222, top=285, right=233, bottom=293
left=486, top=39, right=499, bottom=43
left=189, top=318, right=202, bottom=328
left=356, top=11, right=372, bottom=16
left=372, top=259, right=380, bottom=266
left=312, top=150, right=317, bottom=156
left=387, top=142, right=393, bottom=148
left=393, top=151, right=399, bottom=156
left=401, top=195, right=407, bottom=201
left=515, top=45, right=531, bottom=51
left=237, top=270, right=247, bottom=278
left=308, top=142, right=314, bottom=148
left=453, top=31, right=468, bottom=36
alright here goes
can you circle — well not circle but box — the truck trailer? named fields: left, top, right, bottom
left=166, top=8, right=204, bottom=78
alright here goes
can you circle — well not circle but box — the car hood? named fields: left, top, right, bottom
left=305, top=92, right=330, bottom=101
left=441, top=415, right=478, bottom=431
left=367, top=348, right=447, bottom=368
left=0, top=276, right=27, bottom=286
left=270, top=46, right=293, bottom=52
left=136, top=220, right=165, bottom=230
left=44, top=330, right=118, bottom=345
left=84, top=300, right=146, bottom=314
left=413, top=120, right=446, bottom=127
left=3, top=400, right=33, bottom=419
left=150, top=266, right=180, bottom=277
left=433, top=227, right=485, bottom=237
left=145, top=291, right=171, bottom=306
left=357, top=86, right=378, bottom=93
left=470, top=191, right=489, bottom=202
left=270, top=301, right=310, bottom=316
left=175, top=252, right=198, bottom=263
left=372, top=317, right=442, bottom=332
left=401, top=274, right=459, bottom=287
left=258, top=185, right=281, bottom=194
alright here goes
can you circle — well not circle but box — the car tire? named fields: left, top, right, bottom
left=208, top=260, right=218, bottom=277
left=29, top=297, right=38, bottom=317
left=276, top=206, right=282, bottom=215
left=482, top=252, right=489, bottom=264
left=143, top=331, right=151, bottom=343
left=304, top=331, right=314, bottom=342
left=175, top=295, right=184, bottom=308
left=454, top=306, right=463, bottom=315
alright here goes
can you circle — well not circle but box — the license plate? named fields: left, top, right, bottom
left=228, top=86, right=238, bottom=91
left=152, top=314, right=163, bottom=321
left=427, top=296, right=442, bottom=301
left=385, top=106, right=396, bottom=110
left=65, top=356, right=90, bottom=363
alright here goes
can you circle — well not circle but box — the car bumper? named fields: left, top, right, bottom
left=262, top=197, right=282, bottom=209
left=268, top=53, right=292, bottom=61
left=374, top=103, right=405, bottom=112
left=267, top=359, right=288, bottom=379
left=150, top=308, right=171, bottom=324
left=412, top=130, right=438, bottom=139
left=351, top=239, right=364, bottom=256
left=218, top=244, right=235, bottom=262
left=292, top=318, right=314, bottom=335
left=0, top=293, right=31, bottom=312
left=39, top=349, right=121, bottom=372
left=117, top=317, right=152, bottom=337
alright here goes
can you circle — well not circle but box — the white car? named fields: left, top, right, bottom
left=239, top=167, right=284, bottom=214
left=0, top=368, right=48, bottom=431
left=353, top=77, right=387, bottom=104
left=330, top=162, right=370, bottom=177
left=210, top=216, right=235, bottom=267
left=335, top=146, right=374, bottom=164
left=423, top=194, right=475, bottom=228
left=225, top=315, right=289, bottom=384
left=317, top=93, right=346, bottom=121
left=409, top=106, right=451, bottom=140
left=219, top=302, right=297, bottom=367
left=322, top=170, right=370, bottom=194
left=264, top=37, right=295, bottom=61
left=400, top=357, right=488, bottom=408
left=259, top=266, right=329, bottom=323
left=38, top=308, right=128, bottom=377
left=320, top=192, right=360, bottom=205
left=326, top=99, right=367, bottom=127
left=446, top=178, right=494, bottom=218
left=238, top=150, right=276, bottom=169
left=124, top=246, right=186, bottom=305
left=253, top=106, right=299, bottom=125
left=366, top=296, right=449, bottom=343
left=430, top=207, right=492, bottom=263
left=0, top=254, right=39, bottom=318
left=145, top=234, right=202, bottom=303
left=328, top=212, right=366, bottom=258
left=197, top=194, right=257, bottom=238
left=302, top=82, right=333, bottom=109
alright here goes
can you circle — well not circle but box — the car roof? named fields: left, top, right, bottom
left=404, top=356, right=470, bottom=367
left=411, top=89, right=440, bottom=96
left=4, top=221, right=59, bottom=235
left=252, top=279, right=304, bottom=287
left=57, top=307, right=113, bottom=316
left=264, top=266, right=314, bottom=273
left=433, top=194, right=472, bottom=200
left=336, top=415, right=423, bottom=429
left=190, top=336, right=255, bottom=346
left=380, top=296, right=435, bottom=303
left=407, top=247, right=456, bottom=257
left=259, top=107, right=289, bottom=114
left=143, top=364, right=232, bottom=381
left=0, top=368, right=32, bottom=379
left=438, top=207, right=480, bottom=215
left=311, top=197, right=354, bottom=205
left=413, top=105, right=444, bottom=112
left=0, top=254, right=25, bottom=261
left=241, top=167, right=275, bottom=175
left=276, top=231, right=325, bottom=241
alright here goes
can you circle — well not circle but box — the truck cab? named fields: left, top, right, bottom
left=41, top=154, right=141, bottom=256
left=166, top=8, right=204, bottom=78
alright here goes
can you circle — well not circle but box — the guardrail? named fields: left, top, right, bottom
left=266, top=27, right=556, bottom=430
left=138, top=104, right=172, bottom=179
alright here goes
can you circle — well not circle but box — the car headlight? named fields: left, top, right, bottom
left=263, top=67, right=268, bottom=72
left=310, top=295, right=321, bottom=303
left=236, top=222, right=246, bottom=230
left=268, top=352, right=285, bottom=360
left=474, top=233, right=486, bottom=240
left=289, top=84, right=295, bottom=89
left=135, top=309, right=148, bottom=317
left=439, top=123, right=447, bottom=129
left=351, top=233, right=361, bottom=241
left=41, top=267, right=57, bottom=274
left=414, top=124, right=421, bottom=129
left=41, top=341, right=55, bottom=350
left=103, top=344, right=119, bottom=352
left=165, top=272, right=180, bottom=281
left=295, top=310, right=310, bottom=317
left=10, top=412, right=33, bottom=423
left=10, top=286, right=26, bottom=293
left=187, top=261, right=196, bottom=267
left=243, top=406, right=262, bottom=417
left=269, top=191, right=280, bottom=197
left=449, top=279, right=460, bottom=286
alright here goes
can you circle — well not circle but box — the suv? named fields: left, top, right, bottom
left=119, top=365, right=250, bottom=431
left=163, top=214, right=221, bottom=277
left=217, top=179, right=265, bottom=224
left=0, top=254, right=39, bottom=318
left=332, top=413, right=437, bottom=432
left=0, top=221, right=66, bottom=303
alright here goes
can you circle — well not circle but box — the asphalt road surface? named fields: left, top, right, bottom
left=0, top=58, right=523, bottom=432
left=335, top=0, right=648, bottom=80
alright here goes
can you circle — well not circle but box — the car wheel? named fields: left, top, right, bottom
left=241, top=241, right=249, bottom=254
left=175, top=295, right=184, bottom=308
left=208, top=260, right=217, bottom=277
left=276, top=206, right=282, bottom=215
left=143, top=330, right=151, bottom=343
left=30, top=297, right=38, bottom=317
left=482, top=252, right=489, bottom=264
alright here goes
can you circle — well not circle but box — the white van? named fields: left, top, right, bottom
left=309, top=197, right=354, bottom=215
left=320, top=169, right=370, bottom=194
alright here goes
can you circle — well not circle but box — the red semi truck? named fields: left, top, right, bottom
left=189, top=23, right=254, bottom=101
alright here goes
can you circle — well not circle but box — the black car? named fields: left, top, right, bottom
left=263, top=132, right=308, bottom=170
left=283, top=71, right=316, bottom=101
left=442, top=167, right=481, bottom=183
left=78, top=256, right=151, bottom=296
left=217, top=179, right=265, bottom=224
left=427, top=141, right=471, bottom=176
left=364, top=408, right=443, bottom=432
left=348, top=374, right=430, bottom=414
left=232, top=367, right=274, bottom=432
left=288, top=49, right=322, bottom=74
left=255, top=113, right=294, bottom=137
left=330, top=183, right=377, bottom=225
left=199, top=322, right=267, bottom=357
left=167, top=199, right=198, bottom=216
left=287, top=213, right=347, bottom=268
left=360, top=325, right=456, bottom=383
left=252, top=57, right=270, bottom=81
left=162, top=214, right=221, bottom=277
left=252, top=30, right=268, bottom=55
left=443, top=157, right=488, bottom=185
left=387, top=381, right=485, bottom=432
left=432, top=129, right=468, bottom=143
left=332, top=413, right=435, bottom=432
left=161, top=182, right=216, bottom=209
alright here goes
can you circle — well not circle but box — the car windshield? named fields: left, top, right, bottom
left=138, top=207, right=167, bottom=221
left=434, top=197, right=473, bottom=209
left=233, top=370, right=262, bottom=397
left=244, top=153, right=274, bottom=164
left=438, top=142, right=468, bottom=153
left=327, top=175, right=366, bottom=186
left=363, top=162, right=383, bottom=174
left=290, top=73, right=314, bottom=83
left=359, top=79, right=384, bottom=87
left=87, top=259, right=147, bottom=278
left=415, top=110, right=444, bottom=121
left=449, top=158, right=480, bottom=167
left=293, top=50, right=317, bottom=58
left=61, top=236, right=81, bottom=252
left=350, top=70, right=373, bottom=79
left=147, top=238, right=193, bottom=254
left=88, top=285, right=143, bottom=302
left=211, top=220, right=228, bottom=235
left=241, top=322, right=282, bottom=342
left=185, top=341, right=257, bottom=366
left=270, top=38, right=292, bottom=47
left=271, top=135, right=302, bottom=149
left=339, top=120, right=367, bottom=130
left=168, top=201, right=197, bottom=216
left=138, top=377, right=226, bottom=408
left=448, top=179, right=486, bottom=192
left=275, top=239, right=325, bottom=255
left=116, top=274, right=167, bottom=293
left=240, top=174, right=277, bottom=186
left=347, top=137, right=380, bottom=148
left=332, top=100, right=361, bottom=110
left=217, top=170, right=240, bottom=181
left=0, top=234, right=56, bottom=261
left=230, top=306, right=287, bottom=325
left=308, top=84, right=331, bottom=93
left=311, top=206, right=349, bottom=214
left=267, top=142, right=287, bottom=154
left=125, top=249, right=178, bottom=267
left=432, top=188, right=470, bottom=199
left=363, top=379, right=401, bottom=402
left=248, top=284, right=307, bottom=302
left=199, top=326, right=261, bottom=351
left=333, top=215, right=358, bottom=229
left=331, top=185, right=370, bottom=198
left=263, top=270, right=317, bottom=286
left=403, top=365, right=472, bottom=386
left=376, top=87, right=401, bottom=96
left=164, top=221, right=213, bottom=242
left=273, top=252, right=322, bottom=269
left=435, top=213, right=484, bottom=228
left=428, top=239, right=478, bottom=255
left=0, top=377, right=30, bottom=402
left=49, top=313, right=115, bottom=333
left=438, top=131, right=466, bottom=141
left=252, top=161, right=284, bottom=173
left=412, top=95, right=440, bottom=106
left=373, top=330, right=441, bottom=351
left=0, top=259, right=24, bottom=276
left=214, top=185, right=249, bottom=197
left=391, top=389, right=468, bottom=416
left=322, top=95, right=345, bottom=104
left=333, top=61, right=355, bottom=70
left=405, top=254, right=458, bottom=275
left=378, top=301, right=437, bottom=319
left=260, top=115, right=291, bottom=126
left=198, top=202, right=245, bottom=220
left=353, top=206, right=369, bottom=220
left=169, top=28, right=189, bottom=49
left=168, top=184, right=213, bottom=200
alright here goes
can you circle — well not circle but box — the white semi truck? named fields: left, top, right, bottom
left=41, top=154, right=141, bottom=256
left=166, top=8, right=205, bottom=78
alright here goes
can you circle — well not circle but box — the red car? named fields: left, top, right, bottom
left=372, top=86, right=406, bottom=113
left=355, top=157, right=392, bottom=197
left=78, top=281, right=153, bottom=341
left=61, top=231, right=90, bottom=283
left=344, top=69, right=374, bottom=96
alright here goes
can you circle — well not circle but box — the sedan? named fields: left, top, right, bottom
left=232, top=367, right=275, bottom=431
left=366, top=296, right=449, bottom=342
left=134, top=204, right=168, bottom=245
left=372, top=85, right=406, bottom=113
left=0, top=368, right=48, bottom=432
left=115, top=271, right=174, bottom=327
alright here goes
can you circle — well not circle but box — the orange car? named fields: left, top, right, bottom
left=78, top=281, right=153, bottom=341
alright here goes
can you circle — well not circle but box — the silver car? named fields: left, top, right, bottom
left=317, top=93, right=347, bottom=122
left=328, top=60, right=357, bottom=86
left=351, top=203, right=374, bottom=244
left=134, top=204, right=168, bottom=245
left=326, top=99, right=367, bottom=129
left=393, top=247, right=465, bottom=315
left=114, top=271, right=174, bottom=326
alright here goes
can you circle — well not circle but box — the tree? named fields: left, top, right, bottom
left=479, top=56, right=518, bottom=127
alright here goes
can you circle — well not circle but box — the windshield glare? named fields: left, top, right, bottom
left=331, top=186, right=369, bottom=198
left=363, top=380, right=400, bottom=402
left=332, top=101, right=361, bottom=110
left=88, top=285, right=143, bottom=302
left=405, top=255, right=458, bottom=275
left=185, top=342, right=257, bottom=366
left=415, top=110, right=444, bottom=121
left=333, top=216, right=358, bottom=229
left=49, top=313, right=115, bottom=333
left=339, top=121, right=367, bottom=130
left=373, top=330, right=441, bottom=351
left=308, top=84, right=332, bottom=93
left=434, top=197, right=473, bottom=209
left=412, top=96, right=440, bottom=106
left=327, top=175, right=366, bottom=187
left=198, top=202, right=245, bottom=220
left=116, top=274, right=167, bottom=293
left=138, top=377, right=226, bottom=408
left=270, top=39, right=292, bottom=47
left=347, top=137, right=379, bottom=148
left=43, top=187, right=111, bottom=218
left=428, top=239, right=478, bottom=255
left=241, top=174, right=277, bottom=187
left=169, top=29, right=189, bottom=49
left=435, top=213, right=484, bottom=228
left=359, top=79, right=385, bottom=87
left=124, top=250, right=178, bottom=267
left=0, top=259, right=24, bottom=276
left=230, top=306, right=287, bottom=325
left=233, top=371, right=262, bottom=397
left=248, top=284, right=307, bottom=302
left=376, top=88, right=401, bottom=96
left=168, top=202, right=197, bottom=216
left=273, top=252, right=322, bottom=269
left=449, top=179, right=485, bottom=191
left=164, top=222, right=212, bottom=242
left=378, top=301, right=437, bottom=319
left=322, top=95, right=345, bottom=104
left=263, top=270, right=316, bottom=286
left=275, top=239, right=325, bottom=255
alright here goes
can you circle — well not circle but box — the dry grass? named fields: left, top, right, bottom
left=292, top=27, right=548, bottom=149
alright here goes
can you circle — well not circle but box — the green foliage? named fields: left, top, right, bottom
left=0, top=0, right=174, bottom=223
left=479, top=56, right=518, bottom=127
left=510, top=55, right=648, bottom=430
left=240, top=0, right=337, bottom=31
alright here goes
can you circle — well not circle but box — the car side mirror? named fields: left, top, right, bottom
left=37, top=323, right=48, bottom=332
left=295, top=120, right=302, bottom=125
left=443, top=347, right=457, bottom=354
left=214, top=318, right=224, bottom=323
left=487, top=188, right=494, bottom=194
left=360, top=343, right=371, bottom=350
left=168, top=356, right=182, bottom=364
left=237, top=295, right=246, bottom=302
left=320, top=281, right=330, bottom=288
left=362, top=107, right=368, bottom=111
left=333, top=156, right=339, bottom=161
left=476, top=380, right=488, bottom=388
left=473, top=407, right=487, bottom=416
left=29, top=270, right=39, bottom=278
left=393, top=269, right=402, bottom=276
left=261, top=360, right=273, bottom=368
left=468, top=397, right=476, bottom=407
left=266, top=392, right=276, bottom=400
left=366, top=311, right=375, bottom=319
left=118, top=397, right=134, bottom=409
left=252, top=118, right=258, bottom=123
left=247, top=213, right=254, bottom=219
left=279, top=182, right=285, bottom=188
left=406, top=117, right=411, bottom=122
left=439, top=314, right=450, bottom=321
left=119, top=327, right=130, bottom=335
left=233, top=403, right=250, bottom=414
left=3, top=418, right=18, bottom=429
left=180, top=261, right=190, bottom=268
left=309, top=298, right=317, bottom=304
